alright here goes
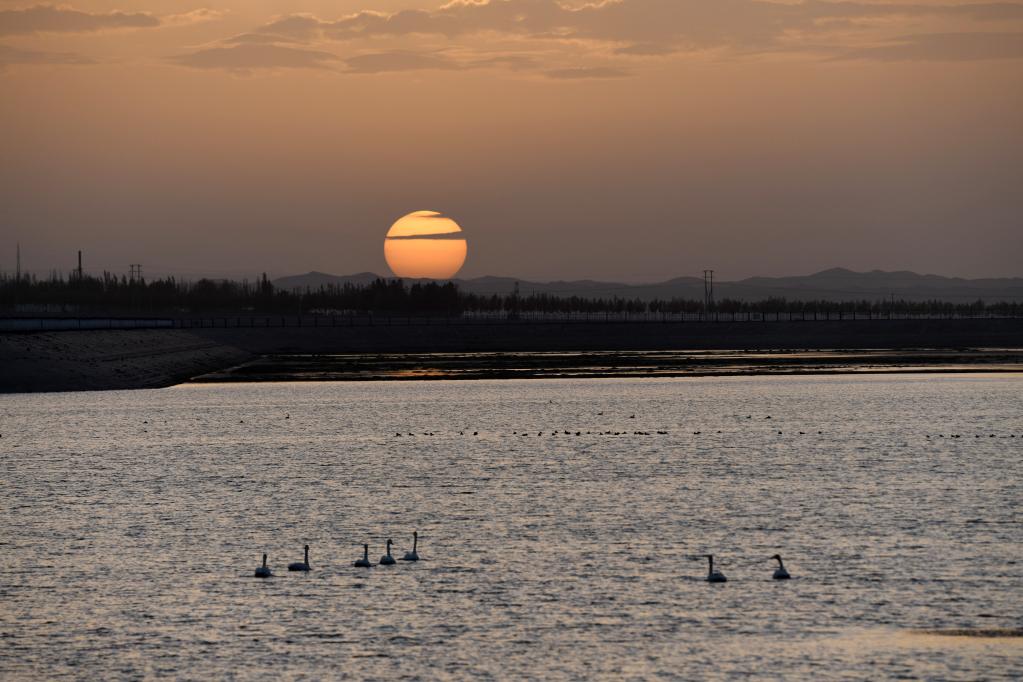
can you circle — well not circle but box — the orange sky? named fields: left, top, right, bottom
left=1, top=0, right=1021, bottom=281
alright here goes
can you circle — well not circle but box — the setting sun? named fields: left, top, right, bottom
left=384, top=211, right=468, bottom=279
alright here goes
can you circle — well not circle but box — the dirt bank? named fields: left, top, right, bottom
left=0, top=330, right=252, bottom=393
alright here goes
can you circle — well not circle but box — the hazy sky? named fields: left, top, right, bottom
left=1, top=0, right=1021, bottom=282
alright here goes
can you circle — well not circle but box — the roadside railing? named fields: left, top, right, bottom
left=0, top=317, right=174, bottom=332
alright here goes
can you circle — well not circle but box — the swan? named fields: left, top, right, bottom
left=401, top=531, right=420, bottom=561
left=353, top=544, right=372, bottom=568
left=704, top=554, right=727, bottom=583
left=288, top=545, right=311, bottom=571
left=771, top=554, right=791, bottom=580
left=379, top=539, right=397, bottom=565
left=254, top=553, right=272, bottom=578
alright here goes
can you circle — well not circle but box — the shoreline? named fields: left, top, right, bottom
left=192, top=349, right=1023, bottom=384
left=3, top=318, right=1021, bottom=393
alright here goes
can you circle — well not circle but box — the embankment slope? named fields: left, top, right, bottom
left=0, top=330, right=252, bottom=393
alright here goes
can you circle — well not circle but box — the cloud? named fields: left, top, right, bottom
left=344, top=49, right=461, bottom=73
left=257, top=14, right=326, bottom=40
left=252, top=0, right=1023, bottom=51
left=0, top=43, right=93, bottom=66
left=0, top=4, right=160, bottom=36
left=544, top=66, right=629, bottom=79
left=180, top=1, right=1023, bottom=75
left=169, top=43, right=341, bottom=72
left=223, top=33, right=301, bottom=45
left=163, top=9, right=227, bottom=28
left=836, top=32, right=1023, bottom=61
left=613, top=43, right=678, bottom=57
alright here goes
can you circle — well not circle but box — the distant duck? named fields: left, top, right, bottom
left=771, top=554, right=791, bottom=580
left=353, top=544, right=372, bottom=568
left=704, top=554, right=727, bottom=583
left=254, top=553, right=272, bottom=578
left=401, top=531, right=420, bottom=561
left=288, top=545, right=311, bottom=572
left=379, top=539, right=396, bottom=566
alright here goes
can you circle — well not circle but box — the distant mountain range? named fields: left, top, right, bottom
left=273, top=268, right=1023, bottom=303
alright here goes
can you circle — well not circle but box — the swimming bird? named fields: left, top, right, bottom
left=704, top=554, right=727, bottom=583
left=771, top=554, right=791, bottom=580
left=379, top=539, right=396, bottom=566
left=353, top=544, right=372, bottom=568
left=401, top=531, right=420, bottom=561
left=288, top=545, right=311, bottom=571
left=254, top=553, right=272, bottom=578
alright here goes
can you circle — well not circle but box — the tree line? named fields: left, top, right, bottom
left=0, top=271, right=1019, bottom=317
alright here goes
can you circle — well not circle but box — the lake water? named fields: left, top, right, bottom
left=1, top=375, right=1021, bottom=679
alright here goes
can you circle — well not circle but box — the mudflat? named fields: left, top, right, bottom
left=192, top=348, right=1023, bottom=383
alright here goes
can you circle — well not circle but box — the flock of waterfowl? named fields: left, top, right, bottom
left=135, top=414, right=1022, bottom=441
left=693, top=554, right=791, bottom=583
left=255, top=532, right=421, bottom=578
left=255, top=537, right=790, bottom=584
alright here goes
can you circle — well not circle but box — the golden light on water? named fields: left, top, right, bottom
left=384, top=211, right=468, bottom=279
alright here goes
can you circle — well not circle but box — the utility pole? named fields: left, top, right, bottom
left=510, top=281, right=520, bottom=320
left=129, top=264, right=142, bottom=283
left=14, top=242, right=21, bottom=310
left=76, top=250, right=83, bottom=281
left=703, top=269, right=714, bottom=312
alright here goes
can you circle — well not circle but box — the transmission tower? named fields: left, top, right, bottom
left=129, top=264, right=142, bottom=283
left=703, top=269, right=714, bottom=311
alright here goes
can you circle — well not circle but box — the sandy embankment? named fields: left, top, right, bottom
left=0, top=330, right=252, bottom=393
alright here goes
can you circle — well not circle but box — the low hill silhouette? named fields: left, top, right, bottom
left=273, top=268, right=1023, bottom=303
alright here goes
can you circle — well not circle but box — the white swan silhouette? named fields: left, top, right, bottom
left=379, top=539, right=396, bottom=566
left=288, top=545, right=311, bottom=572
left=401, top=531, right=420, bottom=562
left=254, top=553, right=272, bottom=578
